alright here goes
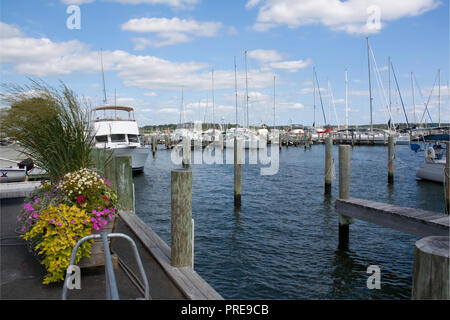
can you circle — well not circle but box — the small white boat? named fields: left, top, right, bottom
left=0, top=166, right=26, bottom=183
left=416, top=142, right=447, bottom=183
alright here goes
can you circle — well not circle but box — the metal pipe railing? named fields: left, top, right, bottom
left=62, top=232, right=150, bottom=300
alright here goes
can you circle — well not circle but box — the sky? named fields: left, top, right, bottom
left=1, top=0, right=449, bottom=128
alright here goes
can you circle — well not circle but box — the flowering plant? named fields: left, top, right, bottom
left=18, top=168, right=118, bottom=283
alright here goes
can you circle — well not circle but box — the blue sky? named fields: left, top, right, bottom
left=1, top=0, right=449, bottom=127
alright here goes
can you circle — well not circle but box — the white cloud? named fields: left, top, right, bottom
left=247, top=49, right=283, bottom=63
left=299, top=87, right=326, bottom=94
left=122, top=17, right=222, bottom=48
left=0, top=22, right=23, bottom=38
left=61, top=0, right=199, bottom=8
left=0, top=22, right=280, bottom=110
left=248, top=0, right=440, bottom=35
left=270, top=59, right=312, bottom=72
left=61, top=0, right=95, bottom=4
left=246, top=0, right=262, bottom=9
left=115, top=0, right=198, bottom=8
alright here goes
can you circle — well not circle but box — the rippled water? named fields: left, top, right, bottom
left=133, top=144, right=446, bottom=299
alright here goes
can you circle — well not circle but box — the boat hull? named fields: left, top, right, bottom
left=0, top=167, right=26, bottom=183
left=416, top=160, right=445, bottom=183
left=103, top=147, right=151, bottom=172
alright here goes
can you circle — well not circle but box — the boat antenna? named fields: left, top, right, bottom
left=100, top=49, right=107, bottom=105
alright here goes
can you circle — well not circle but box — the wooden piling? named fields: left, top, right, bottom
left=388, top=135, right=394, bottom=183
left=325, top=136, right=333, bottom=194
left=115, top=155, right=134, bottom=212
left=412, top=236, right=449, bottom=299
left=182, top=136, right=191, bottom=168
left=170, top=169, right=193, bottom=267
left=152, top=136, right=157, bottom=156
left=338, top=145, right=353, bottom=249
left=445, top=142, right=449, bottom=214
left=234, top=137, right=242, bottom=207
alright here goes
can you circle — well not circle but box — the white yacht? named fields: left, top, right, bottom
left=91, top=106, right=150, bottom=172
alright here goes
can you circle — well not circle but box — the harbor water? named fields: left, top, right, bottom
left=133, top=144, right=446, bottom=299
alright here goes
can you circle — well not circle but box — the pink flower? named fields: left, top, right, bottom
left=32, top=213, right=38, bottom=219
left=57, top=222, right=62, bottom=226
left=70, top=219, right=75, bottom=224
left=20, top=227, right=25, bottom=232
left=34, top=199, right=39, bottom=204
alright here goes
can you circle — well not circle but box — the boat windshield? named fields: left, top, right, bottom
left=95, top=135, right=108, bottom=143
left=111, top=134, right=126, bottom=142
left=128, top=134, right=139, bottom=143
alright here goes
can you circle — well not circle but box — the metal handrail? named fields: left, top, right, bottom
left=62, top=232, right=150, bottom=300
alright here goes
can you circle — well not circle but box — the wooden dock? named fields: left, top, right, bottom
left=335, top=197, right=449, bottom=238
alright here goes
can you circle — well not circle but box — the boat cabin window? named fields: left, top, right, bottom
left=95, top=135, right=108, bottom=143
left=128, top=134, right=139, bottom=143
left=111, top=134, right=126, bottom=142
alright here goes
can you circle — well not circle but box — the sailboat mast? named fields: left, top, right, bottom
left=273, top=75, right=276, bottom=128
left=345, top=69, right=348, bottom=129
left=367, top=37, right=373, bottom=132
left=234, top=56, right=238, bottom=128
left=212, top=68, right=215, bottom=133
left=438, top=68, right=441, bottom=127
left=388, top=56, right=392, bottom=131
left=179, top=88, right=184, bottom=125
left=411, top=72, right=416, bottom=125
left=313, top=66, right=316, bottom=128
left=245, top=50, right=249, bottom=128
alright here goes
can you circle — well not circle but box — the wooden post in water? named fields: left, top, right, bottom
left=115, top=155, right=134, bottom=212
left=152, top=136, right=157, bottom=156
left=234, top=137, right=242, bottom=207
left=445, top=142, right=450, bottom=214
left=325, top=136, right=333, bottom=194
left=412, top=236, right=449, bottom=299
left=182, top=136, right=191, bottom=168
left=170, top=169, right=193, bottom=267
left=338, top=145, right=353, bottom=249
left=388, top=135, right=395, bottom=184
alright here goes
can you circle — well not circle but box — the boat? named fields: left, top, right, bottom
left=415, top=133, right=448, bottom=183
left=91, top=105, right=151, bottom=172
left=0, top=166, right=26, bottom=183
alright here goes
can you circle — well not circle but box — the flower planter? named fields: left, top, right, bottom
left=78, top=215, right=118, bottom=269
